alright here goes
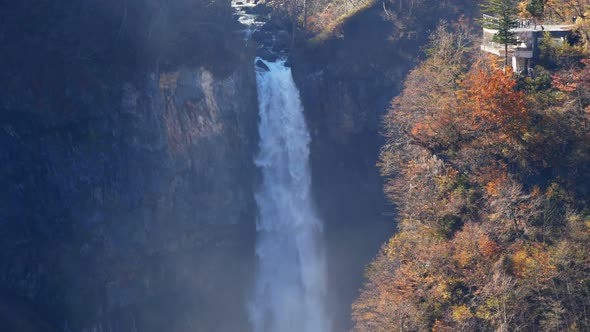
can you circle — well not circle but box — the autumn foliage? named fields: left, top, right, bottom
left=460, top=67, right=528, bottom=137
left=353, top=21, right=590, bottom=332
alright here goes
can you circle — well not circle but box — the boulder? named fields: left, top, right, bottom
left=276, top=30, right=290, bottom=49
left=252, top=30, right=273, bottom=45
left=256, top=47, right=278, bottom=62
left=255, top=59, right=270, bottom=71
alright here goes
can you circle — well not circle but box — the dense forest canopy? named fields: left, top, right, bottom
left=352, top=0, right=590, bottom=330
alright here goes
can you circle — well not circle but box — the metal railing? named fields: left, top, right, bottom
left=482, top=14, right=569, bottom=28
left=481, top=41, right=534, bottom=58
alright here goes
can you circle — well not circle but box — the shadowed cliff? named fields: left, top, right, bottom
left=291, top=2, right=478, bottom=329
left=1, top=1, right=258, bottom=330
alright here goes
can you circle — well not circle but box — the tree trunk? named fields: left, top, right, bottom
left=303, top=0, right=307, bottom=33
left=505, top=43, right=509, bottom=71
left=291, top=0, right=297, bottom=47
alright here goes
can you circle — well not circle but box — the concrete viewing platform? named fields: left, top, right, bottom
left=508, top=24, right=573, bottom=32
left=480, top=17, right=575, bottom=72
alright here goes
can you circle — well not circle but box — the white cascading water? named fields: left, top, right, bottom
left=249, top=58, right=329, bottom=332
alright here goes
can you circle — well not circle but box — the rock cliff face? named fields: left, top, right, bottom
left=290, top=5, right=456, bottom=330
left=1, top=1, right=475, bottom=331
left=1, top=1, right=258, bottom=331
left=291, top=5, right=477, bottom=329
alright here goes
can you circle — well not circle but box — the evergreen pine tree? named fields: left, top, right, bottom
left=526, top=0, right=545, bottom=27
left=481, top=0, right=519, bottom=68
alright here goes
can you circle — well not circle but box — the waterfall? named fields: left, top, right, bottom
left=249, top=58, right=329, bottom=332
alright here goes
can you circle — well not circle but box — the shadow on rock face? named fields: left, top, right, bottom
left=0, top=293, right=59, bottom=332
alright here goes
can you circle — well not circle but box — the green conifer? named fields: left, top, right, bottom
left=527, top=0, right=545, bottom=28
left=481, top=0, right=519, bottom=68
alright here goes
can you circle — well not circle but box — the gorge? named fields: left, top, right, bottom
left=1, top=0, right=486, bottom=331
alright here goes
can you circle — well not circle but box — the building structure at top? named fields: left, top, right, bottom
left=481, top=15, right=573, bottom=73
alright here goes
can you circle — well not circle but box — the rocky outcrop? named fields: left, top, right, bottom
left=0, top=1, right=259, bottom=331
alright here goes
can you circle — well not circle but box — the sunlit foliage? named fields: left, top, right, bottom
left=353, top=19, right=590, bottom=331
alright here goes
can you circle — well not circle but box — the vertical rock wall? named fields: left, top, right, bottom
left=291, top=6, right=417, bottom=331
left=0, top=1, right=260, bottom=331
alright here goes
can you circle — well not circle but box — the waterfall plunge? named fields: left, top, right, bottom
left=249, top=58, right=329, bottom=332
